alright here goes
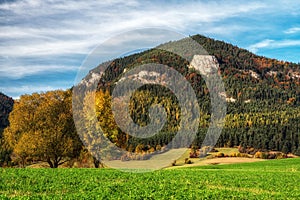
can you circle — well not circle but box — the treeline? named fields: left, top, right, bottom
left=0, top=92, right=14, bottom=167
left=0, top=92, right=14, bottom=131
left=92, top=90, right=300, bottom=156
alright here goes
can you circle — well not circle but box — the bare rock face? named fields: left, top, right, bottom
left=189, top=55, right=219, bottom=76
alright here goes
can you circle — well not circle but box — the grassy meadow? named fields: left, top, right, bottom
left=1, top=158, right=299, bottom=199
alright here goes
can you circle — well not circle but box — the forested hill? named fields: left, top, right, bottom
left=79, top=34, right=300, bottom=155
left=192, top=35, right=300, bottom=112
left=0, top=92, right=13, bottom=132
left=82, top=35, right=300, bottom=112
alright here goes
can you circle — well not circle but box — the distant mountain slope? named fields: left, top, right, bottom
left=77, top=34, right=300, bottom=113
left=192, top=35, right=300, bottom=111
left=76, top=35, right=300, bottom=154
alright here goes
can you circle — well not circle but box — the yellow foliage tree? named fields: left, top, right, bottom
left=4, top=90, right=82, bottom=168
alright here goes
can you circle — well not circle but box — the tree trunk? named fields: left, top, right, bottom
left=53, top=161, right=59, bottom=168
left=47, top=158, right=54, bottom=168
left=93, top=157, right=103, bottom=168
left=21, top=156, right=26, bottom=168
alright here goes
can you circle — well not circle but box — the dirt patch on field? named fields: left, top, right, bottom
left=202, top=157, right=265, bottom=165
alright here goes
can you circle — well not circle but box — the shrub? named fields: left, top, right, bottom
left=241, top=153, right=250, bottom=158
left=184, top=158, right=189, bottom=164
left=216, top=152, right=225, bottom=158
left=190, top=152, right=198, bottom=158
left=155, top=145, right=162, bottom=151
left=135, top=144, right=144, bottom=154
left=230, top=152, right=237, bottom=157
left=148, top=147, right=155, bottom=154
left=268, top=153, right=276, bottom=159
left=254, top=152, right=262, bottom=158
left=261, top=153, right=269, bottom=159
left=161, top=146, right=168, bottom=152
left=248, top=148, right=257, bottom=155
left=171, top=160, right=176, bottom=166
left=190, top=148, right=199, bottom=158
left=238, top=146, right=260, bottom=155
left=186, top=160, right=192, bottom=164
left=275, top=153, right=287, bottom=159
left=238, top=145, right=246, bottom=153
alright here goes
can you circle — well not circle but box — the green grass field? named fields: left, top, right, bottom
left=1, top=158, right=300, bottom=199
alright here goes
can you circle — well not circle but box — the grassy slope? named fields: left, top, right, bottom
left=1, top=158, right=299, bottom=199
left=173, top=147, right=256, bottom=168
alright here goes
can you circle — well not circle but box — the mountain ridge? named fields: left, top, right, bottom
left=74, top=34, right=300, bottom=155
left=78, top=34, right=300, bottom=111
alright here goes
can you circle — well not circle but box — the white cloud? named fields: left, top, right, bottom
left=248, top=39, right=275, bottom=53
left=0, top=0, right=269, bottom=90
left=0, top=0, right=139, bottom=16
left=0, top=85, right=56, bottom=95
left=1, top=0, right=300, bottom=97
left=0, top=80, right=74, bottom=99
left=0, top=39, right=95, bottom=57
left=248, top=39, right=300, bottom=53
left=0, top=85, right=59, bottom=99
left=284, top=27, right=300, bottom=34
left=0, top=64, right=79, bottom=78
left=0, top=0, right=266, bottom=59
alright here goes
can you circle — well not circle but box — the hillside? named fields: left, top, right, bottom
left=80, top=35, right=300, bottom=109
left=193, top=35, right=300, bottom=110
left=0, top=92, right=14, bottom=166
left=0, top=92, right=13, bottom=133
left=76, top=34, right=300, bottom=155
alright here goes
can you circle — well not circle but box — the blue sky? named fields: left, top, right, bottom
left=0, top=0, right=300, bottom=99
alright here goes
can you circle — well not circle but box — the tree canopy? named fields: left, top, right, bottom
left=3, top=90, right=82, bottom=168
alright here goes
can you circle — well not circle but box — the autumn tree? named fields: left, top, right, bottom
left=81, top=90, right=104, bottom=168
left=4, top=90, right=82, bottom=168
left=95, top=90, right=120, bottom=145
left=80, top=90, right=122, bottom=167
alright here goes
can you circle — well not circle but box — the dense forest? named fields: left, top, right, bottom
left=2, top=35, right=300, bottom=167
left=0, top=92, right=13, bottom=131
left=0, top=92, right=14, bottom=166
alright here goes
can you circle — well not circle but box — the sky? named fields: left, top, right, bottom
left=0, top=0, right=300, bottom=99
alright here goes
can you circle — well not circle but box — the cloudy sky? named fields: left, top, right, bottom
left=1, top=0, right=300, bottom=99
